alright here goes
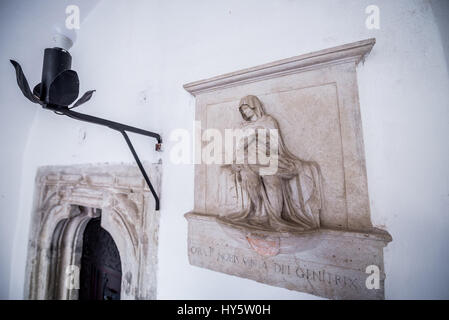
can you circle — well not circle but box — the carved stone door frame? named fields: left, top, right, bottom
left=24, top=163, right=161, bottom=300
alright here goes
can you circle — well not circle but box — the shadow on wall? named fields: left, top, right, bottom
left=430, top=0, right=449, bottom=75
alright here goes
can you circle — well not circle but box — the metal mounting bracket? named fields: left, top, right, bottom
left=45, top=104, right=162, bottom=210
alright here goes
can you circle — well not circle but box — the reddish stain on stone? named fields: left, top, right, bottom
left=246, top=236, right=280, bottom=257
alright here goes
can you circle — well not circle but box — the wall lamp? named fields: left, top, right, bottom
left=10, top=47, right=162, bottom=210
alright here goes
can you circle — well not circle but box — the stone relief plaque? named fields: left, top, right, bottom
left=184, top=39, right=392, bottom=299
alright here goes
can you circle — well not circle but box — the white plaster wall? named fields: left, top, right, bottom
left=2, top=0, right=448, bottom=299
left=0, top=1, right=38, bottom=299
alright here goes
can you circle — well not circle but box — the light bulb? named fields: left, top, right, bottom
left=51, top=25, right=77, bottom=51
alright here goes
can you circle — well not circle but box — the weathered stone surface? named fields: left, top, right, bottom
left=25, top=163, right=161, bottom=300
left=186, top=212, right=391, bottom=300
left=184, top=39, right=392, bottom=299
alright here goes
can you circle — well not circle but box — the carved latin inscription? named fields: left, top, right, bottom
left=189, top=244, right=361, bottom=292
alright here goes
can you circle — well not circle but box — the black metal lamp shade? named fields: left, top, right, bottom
left=10, top=48, right=94, bottom=109
left=39, top=47, right=78, bottom=105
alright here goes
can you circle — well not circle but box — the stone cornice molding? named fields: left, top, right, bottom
left=184, top=38, right=375, bottom=96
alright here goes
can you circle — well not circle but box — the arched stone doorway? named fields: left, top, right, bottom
left=24, top=163, right=161, bottom=300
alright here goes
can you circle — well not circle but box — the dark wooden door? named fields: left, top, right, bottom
left=79, top=217, right=122, bottom=300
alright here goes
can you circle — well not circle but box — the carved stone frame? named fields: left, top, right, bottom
left=24, top=163, right=161, bottom=300
left=183, top=39, right=392, bottom=299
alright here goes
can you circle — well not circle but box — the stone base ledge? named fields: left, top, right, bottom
left=185, top=212, right=391, bottom=300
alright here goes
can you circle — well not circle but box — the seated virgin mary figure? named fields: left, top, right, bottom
left=219, top=95, right=323, bottom=232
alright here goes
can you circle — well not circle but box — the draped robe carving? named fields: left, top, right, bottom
left=219, top=95, right=323, bottom=232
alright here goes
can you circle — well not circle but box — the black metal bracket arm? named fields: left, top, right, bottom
left=45, top=104, right=162, bottom=210
left=9, top=56, right=161, bottom=209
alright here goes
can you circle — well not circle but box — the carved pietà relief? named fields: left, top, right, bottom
left=219, top=95, right=322, bottom=232
left=184, top=39, right=392, bottom=300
